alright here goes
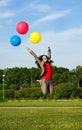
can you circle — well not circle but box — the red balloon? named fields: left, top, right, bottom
left=16, top=21, right=29, bottom=34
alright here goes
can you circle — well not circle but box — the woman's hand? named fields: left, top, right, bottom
left=48, top=46, right=51, bottom=51
left=26, top=47, right=31, bottom=52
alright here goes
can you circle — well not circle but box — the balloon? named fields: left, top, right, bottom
left=16, top=21, right=29, bottom=34
left=10, top=35, right=21, bottom=46
left=29, top=32, right=41, bottom=44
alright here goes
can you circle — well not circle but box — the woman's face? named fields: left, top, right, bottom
left=42, top=55, right=48, bottom=63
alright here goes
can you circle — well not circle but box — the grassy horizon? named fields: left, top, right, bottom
left=0, top=99, right=82, bottom=107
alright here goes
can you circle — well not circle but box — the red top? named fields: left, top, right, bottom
left=42, top=63, right=52, bottom=80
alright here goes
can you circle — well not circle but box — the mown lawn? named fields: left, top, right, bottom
left=0, top=100, right=82, bottom=130
left=0, top=108, right=82, bottom=130
left=0, top=99, right=82, bottom=107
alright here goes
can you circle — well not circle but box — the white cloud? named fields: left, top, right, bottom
left=0, top=11, right=14, bottom=18
left=0, top=0, right=11, bottom=7
left=29, top=3, right=51, bottom=12
left=40, top=27, right=82, bottom=69
left=41, top=27, right=82, bottom=50
left=14, top=2, right=51, bottom=17
left=59, top=28, right=82, bottom=37
left=30, top=9, right=71, bottom=27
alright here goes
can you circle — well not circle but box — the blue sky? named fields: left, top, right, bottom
left=0, top=0, right=82, bottom=70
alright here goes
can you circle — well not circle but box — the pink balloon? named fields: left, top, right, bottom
left=16, top=21, right=29, bottom=34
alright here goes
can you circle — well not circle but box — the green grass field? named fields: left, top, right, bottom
left=0, top=108, right=82, bottom=130
left=0, top=100, right=82, bottom=130
left=0, top=99, right=82, bottom=107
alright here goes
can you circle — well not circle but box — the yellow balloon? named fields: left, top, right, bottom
left=30, top=32, right=41, bottom=44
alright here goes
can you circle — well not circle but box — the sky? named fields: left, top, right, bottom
left=0, top=0, right=82, bottom=70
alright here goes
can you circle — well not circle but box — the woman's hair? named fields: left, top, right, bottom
left=35, top=55, right=53, bottom=68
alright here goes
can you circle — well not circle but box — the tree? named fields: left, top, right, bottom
left=53, top=66, right=70, bottom=85
left=54, top=82, right=77, bottom=99
left=76, top=66, right=82, bottom=88
left=0, top=69, right=3, bottom=83
left=29, top=67, right=40, bottom=86
left=0, top=69, right=3, bottom=90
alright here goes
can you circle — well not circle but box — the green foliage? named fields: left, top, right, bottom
left=77, top=87, right=82, bottom=98
left=54, top=82, right=77, bottom=99
left=20, top=83, right=29, bottom=89
left=0, top=90, right=2, bottom=99
left=0, top=66, right=82, bottom=99
left=76, top=66, right=82, bottom=87
left=53, top=66, right=70, bottom=85
left=9, top=84, right=16, bottom=89
left=76, top=66, right=82, bottom=80
left=0, top=69, right=3, bottom=83
left=5, top=89, right=15, bottom=99
left=0, top=84, right=2, bottom=90
left=0, top=87, right=42, bottom=100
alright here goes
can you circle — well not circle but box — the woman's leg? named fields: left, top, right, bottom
left=49, top=80, right=54, bottom=95
left=40, top=79, right=48, bottom=95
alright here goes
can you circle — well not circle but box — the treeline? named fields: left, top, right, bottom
left=0, top=65, right=82, bottom=100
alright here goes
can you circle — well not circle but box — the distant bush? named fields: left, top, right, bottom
left=0, top=83, right=82, bottom=101
left=77, top=87, right=82, bottom=98
left=54, top=82, right=78, bottom=99
left=0, top=84, right=2, bottom=90
left=5, top=89, right=15, bottom=99
left=14, top=87, right=42, bottom=99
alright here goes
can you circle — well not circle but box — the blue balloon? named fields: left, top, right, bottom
left=10, top=35, right=21, bottom=46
